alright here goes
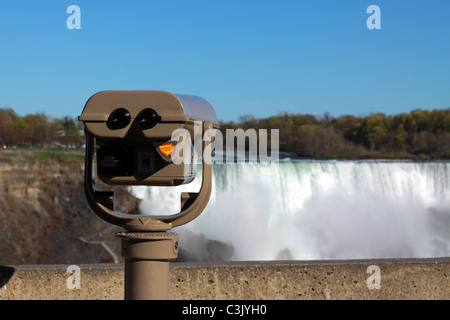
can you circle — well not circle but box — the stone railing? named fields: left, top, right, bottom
left=1, top=258, right=449, bottom=300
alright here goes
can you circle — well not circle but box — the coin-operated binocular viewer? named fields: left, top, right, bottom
left=79, top=90, right=219, bottom=299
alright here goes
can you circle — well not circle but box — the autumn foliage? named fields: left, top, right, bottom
left=0, top=108, right=83, bottom=148
left=219, top=109, right=450, bottom=159
left=1, top=107, right=449, bottom=159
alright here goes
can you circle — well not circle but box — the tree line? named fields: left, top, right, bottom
left=219, top=108, right=450, bottom=159
left=1, top=107, right=449, bottom=159
left=0, top=108, right=83, bottom=148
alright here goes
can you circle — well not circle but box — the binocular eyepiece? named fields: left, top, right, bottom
left=108, top=108, right=130, bottom=129
left=108, top=108, right=160, bottom=130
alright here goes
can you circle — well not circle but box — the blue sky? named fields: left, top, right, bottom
left=0, top=0, right=449, bottom=122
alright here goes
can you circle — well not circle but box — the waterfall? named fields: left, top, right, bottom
left=130, top=160, right=450, bottom=261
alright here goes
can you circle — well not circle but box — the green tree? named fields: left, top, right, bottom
left=359, top=113, right=389, bottom=151
left=0, top=108, right=18, bottom=145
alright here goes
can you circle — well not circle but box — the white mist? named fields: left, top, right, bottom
left=131, top=160, right=450, bottom=261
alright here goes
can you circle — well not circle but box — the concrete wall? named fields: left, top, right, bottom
left=0, top=258, right=449, bottom=300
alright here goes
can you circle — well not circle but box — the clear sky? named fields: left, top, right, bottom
left=0, top=0, right=449, bottom=122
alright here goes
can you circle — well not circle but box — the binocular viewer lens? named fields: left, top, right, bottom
left=108, top=108, right=131, bottom=129
left=137, top=108, right=159, bottom=130
left=108, top=108, right=160, bottom=130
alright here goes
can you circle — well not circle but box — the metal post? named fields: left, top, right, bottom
left=117, top=231, right=179, bottom=300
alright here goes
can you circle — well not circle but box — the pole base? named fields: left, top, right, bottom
left=116, top=231, right=179, bottom=300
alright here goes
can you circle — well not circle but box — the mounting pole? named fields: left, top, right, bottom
left=117, top=231, right=179, bottom=300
